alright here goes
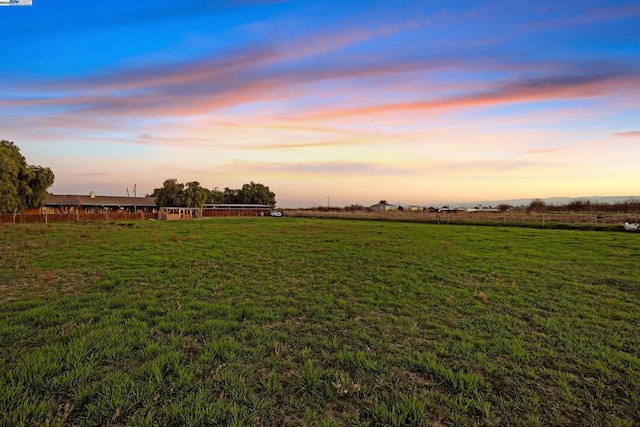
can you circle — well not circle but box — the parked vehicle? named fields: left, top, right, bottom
left=270, top=210, right=283, bottom=217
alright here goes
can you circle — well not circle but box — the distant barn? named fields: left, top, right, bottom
left=370, top=202, right=398, bottom=212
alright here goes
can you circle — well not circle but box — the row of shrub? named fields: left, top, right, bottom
left=300, top=199, right=640, bottom=214
left=526, top=198, right=640, bottom=213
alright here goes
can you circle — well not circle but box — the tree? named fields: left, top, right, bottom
left=221, top=187, right=239, bottom=204
left=184, top=181, right=209, bottom=208
left=0, top=140, right=55, bottom=214
left=151, top=179, right=277, bottom=207
left=208, top=188, right=224, bottom=204
left=151, top=179, right=185, bottom=208
left=237, top=181, right=276, bottom=206
left=25, top=166, right=56, bottom=209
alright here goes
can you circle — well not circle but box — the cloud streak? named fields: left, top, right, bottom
left=613, top=131, right=640, bottom=138
left=217, top=160, right=418, bottom=176
left=290, top=64, right=639, bottom=120
left=4, top=49, right=637, bottom=133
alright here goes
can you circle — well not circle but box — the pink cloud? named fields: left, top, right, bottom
left=2, top=16, right=638, bottom=141
left=613, top=131, right=640, bottom=138
left=7, top=57, right=632, bottom=125
left=213, top=160, right=417, bottom=176
left=290, top=67, right=639, bottom=120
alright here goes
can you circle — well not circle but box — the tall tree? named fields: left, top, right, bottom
left=237, top=181, right=276, bottom=206
left=25, top=166, right=56, bottom=209
left=222, top=187, right=240, bottom=204
left=151, top=179, right=277, bottom=207
left=0, top=140, right=55, bottom=214
left=208, top=188, right=224, bottom=204
left=184, top=181, right=209, bottom=208
left=151, top=179, right=185, bottom=207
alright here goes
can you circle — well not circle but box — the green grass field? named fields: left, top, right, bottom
left=1, top=218, right=639, bottom=426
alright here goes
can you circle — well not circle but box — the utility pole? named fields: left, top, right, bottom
left=327, top=196, right=330, bottom=210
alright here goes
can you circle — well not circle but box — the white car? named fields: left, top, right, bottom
left=270, top=210, right=283, bottom=217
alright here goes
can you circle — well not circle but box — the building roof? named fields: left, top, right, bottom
left=44, top=194, right=156, bottom=207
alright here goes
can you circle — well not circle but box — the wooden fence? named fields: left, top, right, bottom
left=0, top=212, right=158, bottom=224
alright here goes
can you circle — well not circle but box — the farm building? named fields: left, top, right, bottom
left=370, top=201, right=398, bottom=212
left=202, top=204, right=273, bottom=217
left=26, top=193, right=157, bottom=214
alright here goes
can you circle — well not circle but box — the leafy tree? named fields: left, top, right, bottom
left=222, top=187, right=240, bottom=204
left=151, top=179, right=185, bottom=207
left=208, top=188, right=224, bottom=204
left=237, top=181, right=276, bottom=206
left=151, top=179, right=277, bottom=207
left=184, top=181, right=209, bottom=208
left=0, top=140, right=55, bottom=214
left=25, top=166, right=56, bottom=209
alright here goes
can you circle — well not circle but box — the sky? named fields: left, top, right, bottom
left=0, top=0, right=639, bottom=207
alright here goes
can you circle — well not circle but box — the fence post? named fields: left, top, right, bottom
left=542, top=214, right=545, bottom=228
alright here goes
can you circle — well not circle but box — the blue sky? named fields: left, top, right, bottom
left=1, top=0, right=639, bottom=207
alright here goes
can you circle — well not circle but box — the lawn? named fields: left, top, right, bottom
left=1, top=218, right=639, bottom=426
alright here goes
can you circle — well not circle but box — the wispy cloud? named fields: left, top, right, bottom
left=217, top=160, right=418, bottom=176
left=237, top=138, right=367, bottom=150
left=291, top=63, right=639, bottom=120
left=5, top=49, right=636, bottom=130
left=135, top=133, right=219, bottom=147
left=613, top=131, right=640, bottom=138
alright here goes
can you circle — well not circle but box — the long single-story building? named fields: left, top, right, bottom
left=202, top=204, right=273, bottom=217
left=26, top=192, right=157, bottom=214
